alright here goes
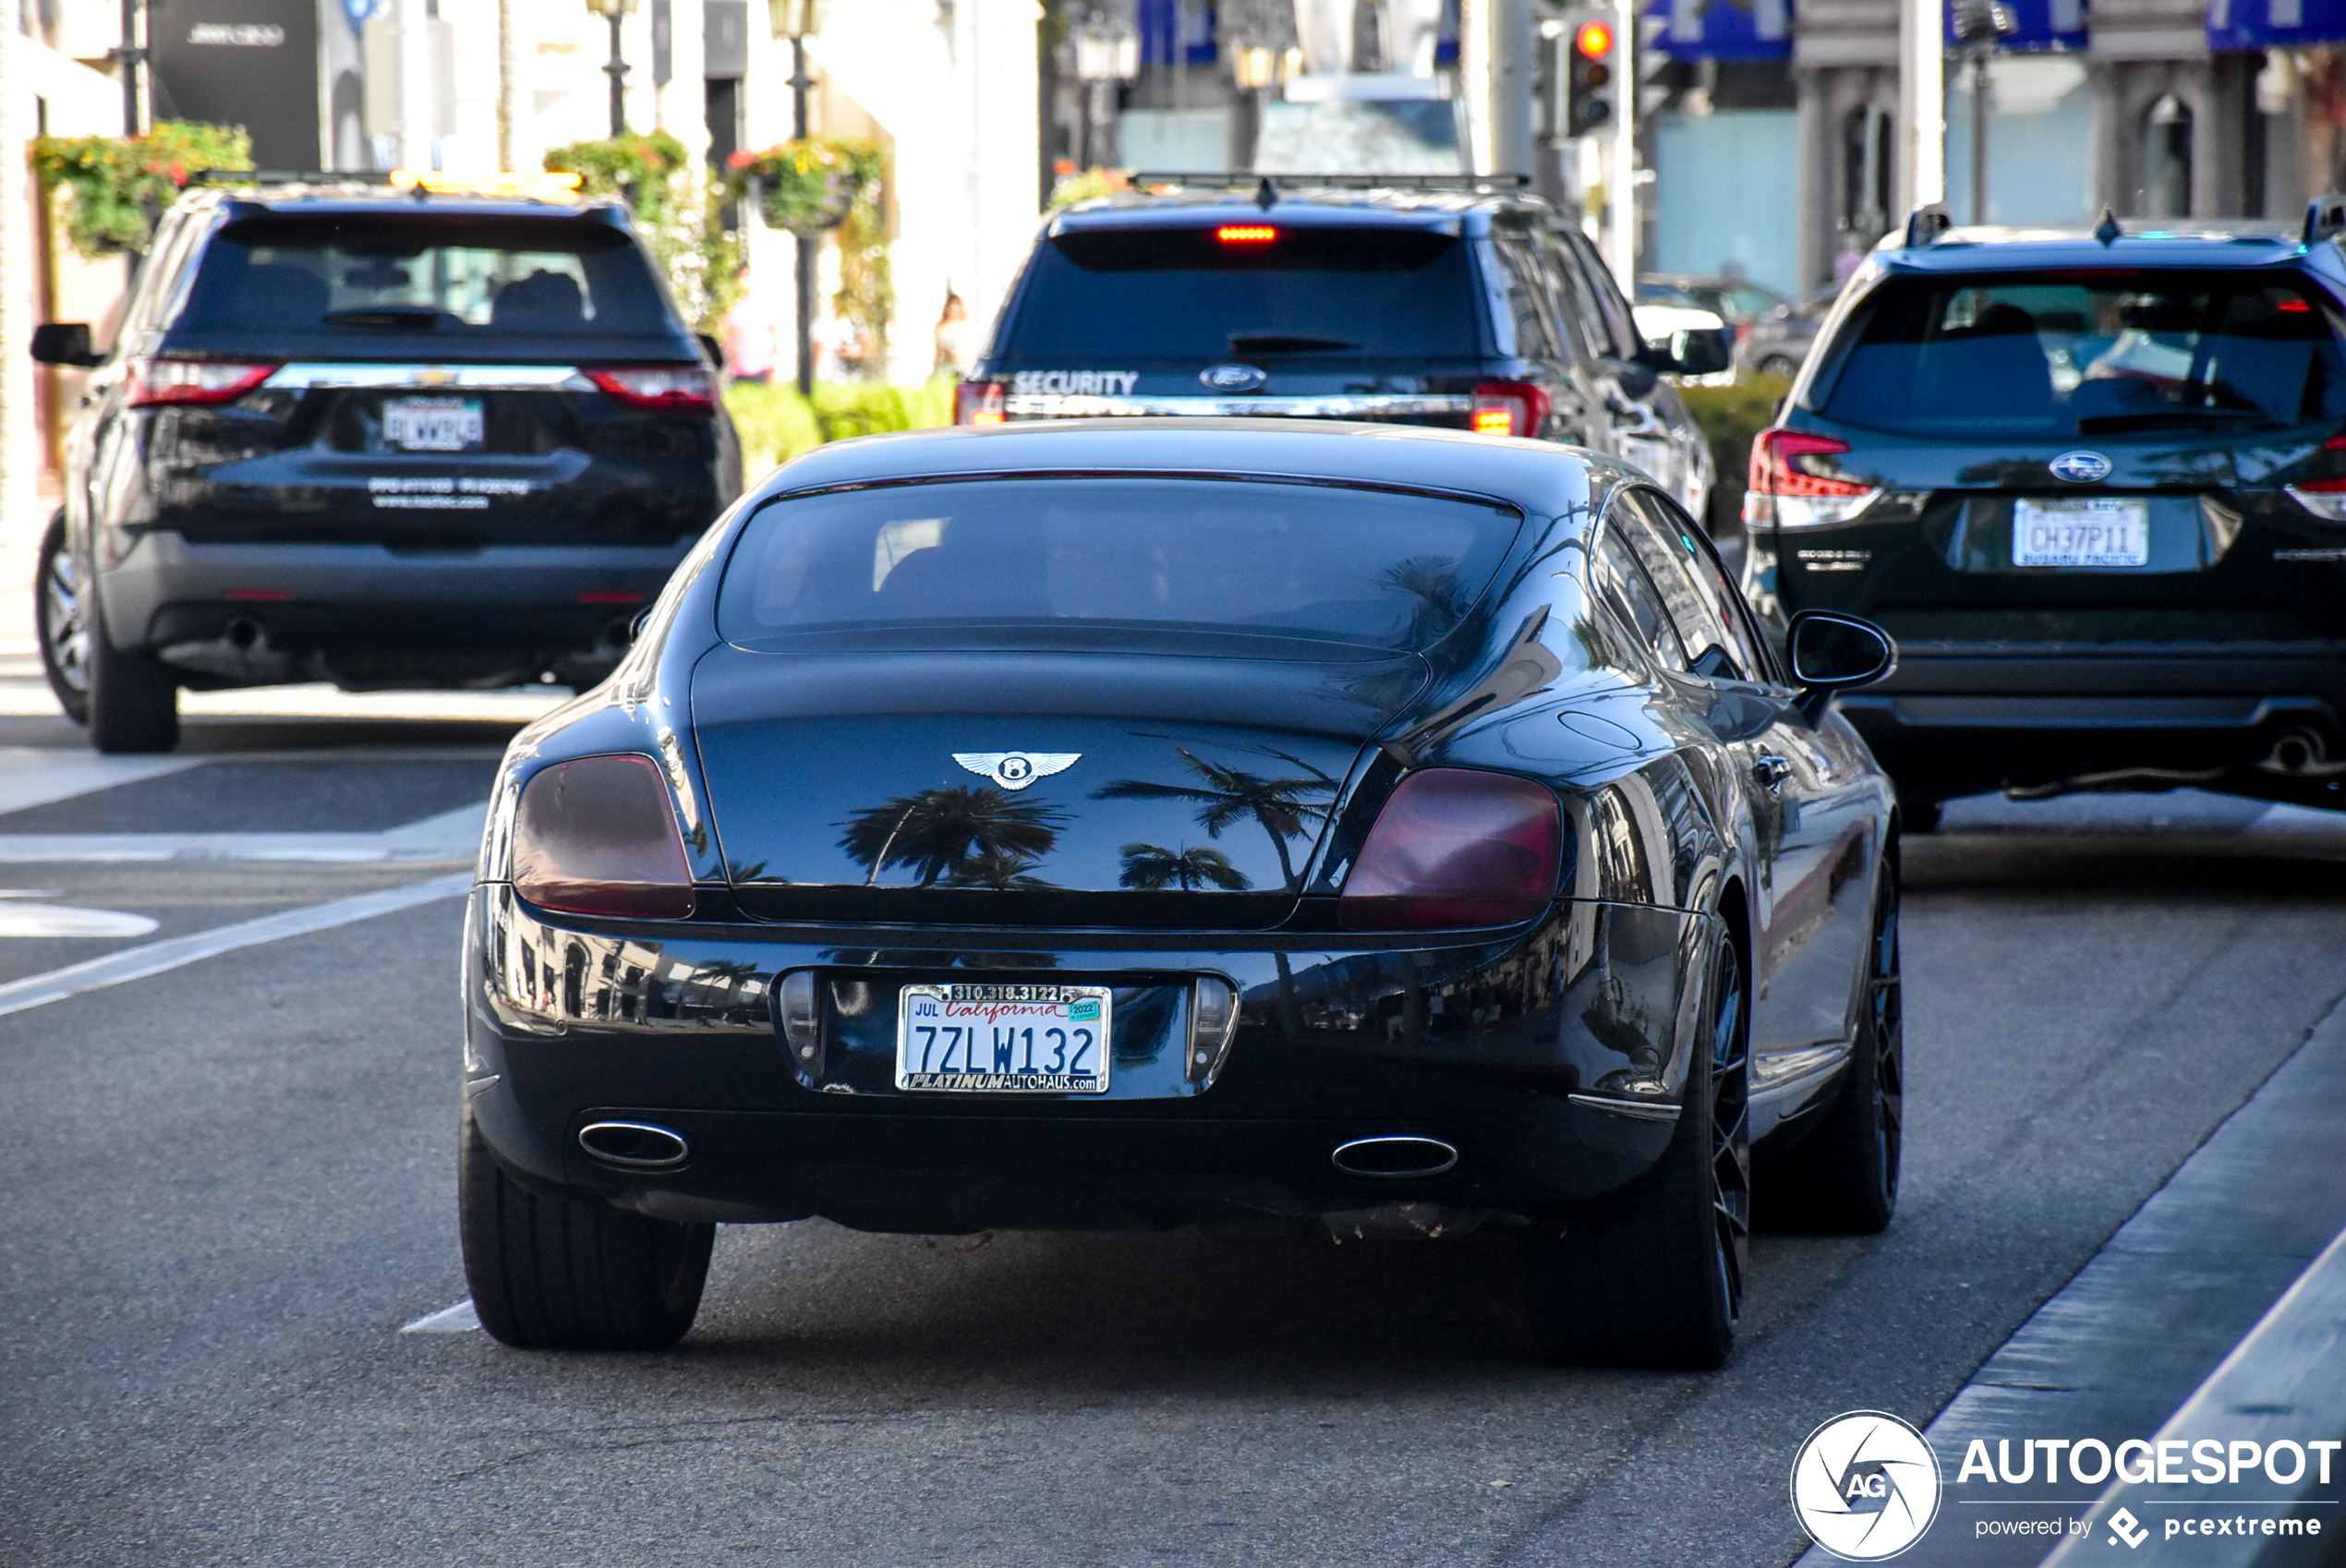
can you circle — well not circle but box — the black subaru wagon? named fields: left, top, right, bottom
left=32, top=176, right=742, bottom=754
left=954, top=175, right=1726, bottom=526
left=1749, top=203, right=2346, bottom=823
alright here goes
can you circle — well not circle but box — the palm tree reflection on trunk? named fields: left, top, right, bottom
left=1118, top=843, right=1252, bottom=891
left=839, top=785, right=1067, bottom=888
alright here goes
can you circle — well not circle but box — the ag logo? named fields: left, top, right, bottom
left=1791, top=1411, right=1942, bottom=1561
left=2049, top=450, right=2112, bottom=482
left=1200, top=363, right=1267, bottom=392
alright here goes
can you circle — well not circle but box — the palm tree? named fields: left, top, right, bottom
left=838, top=785, right=1066, bottom=887
left=1383, top=554, right=1470, bottom=645
left=943, top=844, right=1058, bottom=891
left=1090, top=749, right=1336, bottom=890
left=1118, top=843, right=1252, bottom=892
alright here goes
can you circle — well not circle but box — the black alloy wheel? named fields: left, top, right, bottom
left=1768, top=863, right=1903, bottom=1234
left=1756, top=354, right=1800, bottom=380
left=84, top=573, right=180, bottom=754
left=1529, top=929, right=1750, bottom=1369
left=34, top=513, right=90, bottom=727
left=458, top=1105, right=715, bottom=1351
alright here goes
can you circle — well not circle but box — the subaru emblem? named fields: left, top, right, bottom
left=1200, top=364, right=1267, bottom=392
left=2049, top=450, right=2112, bottom=483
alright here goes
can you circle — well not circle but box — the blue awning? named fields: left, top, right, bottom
left=1946, top=0, right=2087, bottom=49
left=1641, top=0, right=1792, bottom=62
left=2207, top=0, right=2346, bottom=49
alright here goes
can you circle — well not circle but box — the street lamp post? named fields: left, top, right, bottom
left=1070, top=13, right=1140, bottom=170
left=1951, top=0, right=2015, bottom=224
left=768, top=0, right=828, bottom=396
left=586, top=0, right=640, bottom=137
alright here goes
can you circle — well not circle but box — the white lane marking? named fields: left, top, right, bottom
left=0, top=800, right=490, bottom=863
left=0, top=892, right=158, bottom=937
left=0, top=871, right=471, bottom=1018
left=0, top=749, right=205, bottom=816
left=400, top=1298, right=481, bottom=1334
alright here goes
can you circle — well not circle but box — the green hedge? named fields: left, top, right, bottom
left=1679, top=376, right=1791, bottom=530
left=726, top=378, right=957, bottom=477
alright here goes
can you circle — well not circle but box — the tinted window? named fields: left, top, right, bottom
left=1815, top=271, right=2346, bottom=436
left=720, top=477, right=1523, bottom=650
left=998, top=226, right=1481, bottom=360
left=1593, top=527, right=1687, bottom=670
left=1560, top=229, right=1640, bottom=357
left=1488, top=235, right=1560, bottom=358
left=166, top=214, right=675, bottom=338
left=1617, top=488, right=1762, bottom=681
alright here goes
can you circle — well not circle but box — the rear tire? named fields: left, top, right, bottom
left=1527, top=932, right=1750, bottom=1369
left=1756, top=354, right=1799, bottom=380
left=458, top=1105, right=715, bottom=1351
left=1766, top=865, right=1902, bottom=1234
left=85, top=585, right=178, bottom=754
left=34, top=513, right=91, bottom=727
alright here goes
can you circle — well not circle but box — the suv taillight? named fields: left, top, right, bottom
left=126, top=357, right=277, bottom=408
left=584, top=367, right=717, bottom=411
left=1338, top=769, right=1563, bottom=931
left=512, top=754, right=695, bottom=920
left=1745, top=428, right=1880, bottom=529
left=2288, top=433, right=2346, bottom=521
left=955, top=380, right=1007, bottom=426
left=1471, top=380, right=1552, bottom=438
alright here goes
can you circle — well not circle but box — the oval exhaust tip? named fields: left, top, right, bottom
left=1331, top=1135, right=1459, bottom=1179
left=577, top=1120, right=690, bottom=1170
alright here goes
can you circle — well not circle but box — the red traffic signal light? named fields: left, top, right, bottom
left=1575, top=18, right=1615, bottom=57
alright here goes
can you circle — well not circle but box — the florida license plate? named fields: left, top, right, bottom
left=2013, top=498, right=2149, bottom=567
left=896, top=983, right=1112, bottom=1093
left=383, top=396, right=485, bottom=452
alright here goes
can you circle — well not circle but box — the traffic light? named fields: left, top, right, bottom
left=1566, top=16, right=1617, bottom=138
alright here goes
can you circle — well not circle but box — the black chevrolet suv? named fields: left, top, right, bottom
left=953, top=175, right=1726, bottom=523
left=32, top=176, right=742, bottom=753
left=1749, top=202, right=2346, bottom=822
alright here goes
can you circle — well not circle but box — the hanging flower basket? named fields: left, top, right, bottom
left=29, top=121, right=252, bottom=258
left=725, top=139, right=883, bottom=235
left=543, top=131, right=693, bottom=231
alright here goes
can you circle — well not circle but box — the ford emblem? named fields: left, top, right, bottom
left=2049, top=450, right=2112, bottom=483
left=1201, top=364, right=1267, bottom=392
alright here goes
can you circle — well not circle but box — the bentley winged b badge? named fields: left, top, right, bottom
left=954, top=752, right=1081, bottom=791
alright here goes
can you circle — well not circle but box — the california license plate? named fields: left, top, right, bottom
left=896, top=983, right=1112, bottom=1093
left=382, top=396, right=485, bottom=452
left=2013, top=498, right=2148, bottom=567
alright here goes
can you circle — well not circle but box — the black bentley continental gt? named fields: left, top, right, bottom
left=460, top=420, right=1903, bottom=1369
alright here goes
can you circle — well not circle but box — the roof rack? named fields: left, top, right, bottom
left=189, top=169, right=393, bottom=186
left=1128, top=171, right=1532, bottom=194
left=2306, top=194, right=2346, bottom=244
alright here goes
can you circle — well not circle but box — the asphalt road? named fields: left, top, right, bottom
left=3, top=700, right=2343, bottom=1568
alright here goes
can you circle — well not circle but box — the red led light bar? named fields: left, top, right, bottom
left=1216, top=224, right=1277, bottom=244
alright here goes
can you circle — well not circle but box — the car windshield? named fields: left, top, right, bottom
left=718, top=477, right=1522, bottom=650
left=1812, top=271, right=2346, bottom=435
left=164, top=213, right=675, bottom=337
left=997, top=227, right=1481, bottom=360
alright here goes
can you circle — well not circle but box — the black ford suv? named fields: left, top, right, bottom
left=953, top=175, right=1726, bottom=523
left=32, top=175, right=742, bottom=753
left=1748, top=202, right=2346, bottom=821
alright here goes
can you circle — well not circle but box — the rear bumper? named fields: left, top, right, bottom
left=1840, top=645, right=2346, bottom=799
left=99, top=533, right=690, bottom=684
left=463, top=886, right=1723, bottom=1232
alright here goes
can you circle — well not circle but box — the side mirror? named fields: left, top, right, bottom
left=697, top=332, right=727, bottom=376
left=1634, top=324, right=1734, bottom=377
left=30, top=322, right=101, bottom=368
left=1787, top=609, right=1895, bottom=717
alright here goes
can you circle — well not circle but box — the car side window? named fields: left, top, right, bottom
left=1558, top=228, right=1641, bottom=359
left=1486, top=234, right=1561, bottom=359
left=1534, top=235, right=1607, bottom=362
left=1615, top=489, right=1755, bottom=682
left=1592, top=525, right=1687, bottom=671
left=1664, top=493, right=1788, bottom=685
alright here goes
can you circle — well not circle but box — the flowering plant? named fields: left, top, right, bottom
left=724, top=139, right=882, bottom=235
left=29, top=122, right=252, bottom=257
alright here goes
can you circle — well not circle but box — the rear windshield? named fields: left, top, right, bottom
left=1812, top=271, right=2346, bottom=436
left=997, top=226, right=1481, bottom=361
left=164, top=214, right=676, bottom=339
left=718, top=477, right=1521, bottom=650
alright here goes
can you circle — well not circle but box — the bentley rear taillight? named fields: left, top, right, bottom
left=1745, top=428, right=1880, bottom=529
left=512, top=754, right=695, bottom=919
left=1338, top=769, right=1563, bottom=930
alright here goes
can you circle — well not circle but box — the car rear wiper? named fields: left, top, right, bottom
left=2075, top=408, right=2279, bottom=434
left=1227, top=332, right=1359, bottom=356
left=320, top=308, right=445, bottom=330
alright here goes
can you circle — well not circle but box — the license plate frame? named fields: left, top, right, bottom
left=895, top=983, right=1113, bottom=1094
left=2013, top=497, right=2149, bottom=567
left=382, top=395, right=486, bottom=453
